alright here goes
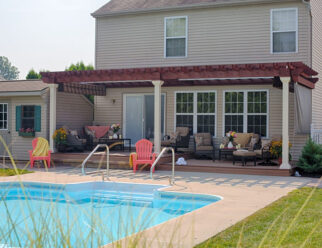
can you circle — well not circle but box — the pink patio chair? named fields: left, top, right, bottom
left=29, top=138, right=52, bottom=168
left=131, top=139, right=156, bottom=173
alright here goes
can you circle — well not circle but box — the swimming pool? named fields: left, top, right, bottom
left=0, top=181, right=221, bottom=247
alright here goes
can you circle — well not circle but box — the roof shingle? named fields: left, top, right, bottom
left=92, top=0, right=228, bottom=16
left=0, top=80, right=48, bottom=93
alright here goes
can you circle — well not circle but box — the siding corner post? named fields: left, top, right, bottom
left=280, top=77, right=291, bottom=170
left=152, top=80, right=164, bottom=154
left=49, top=84, right=58, bottom=152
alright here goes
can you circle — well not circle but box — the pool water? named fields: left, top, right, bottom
left=0, top=182, right=221, bottom=247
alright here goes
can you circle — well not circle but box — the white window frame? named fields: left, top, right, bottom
left=0, top=103, right=8, bottom=131
left=164, top=16, right=188, bottom=58
left=174, top=90, right=217, bottom=137
left=223, top=90, right=269, bottom=138
left=270, top=8, right=298, bottom=54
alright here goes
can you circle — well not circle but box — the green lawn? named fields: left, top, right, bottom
left=196, top=187, right=322, bottom=248
left=0, top=168, right=33, bottom=177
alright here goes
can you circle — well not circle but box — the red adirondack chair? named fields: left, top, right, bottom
left=29, top=138, right=52, bottom=168
left=131, top=139, right=157, bottom=173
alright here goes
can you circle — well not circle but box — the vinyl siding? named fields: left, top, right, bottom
left=95, top=1, right=310, bottom=69
left=10, top=95, right=48, bottom=161
left=311, top=1, right=322, bottom=129
left=95, top=85, right=304, bottom=159
left=56, top=92, right=94, bottom=132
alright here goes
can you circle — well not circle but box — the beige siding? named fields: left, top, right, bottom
left=56, top=92, right=94, bottom=132
left=311, top=1, right=322, bottom=129
left=95, top=1, right=310, bottom=69
left=95, top=85, right=304, bottom=159
left=10, top=96, right=48, bottom=161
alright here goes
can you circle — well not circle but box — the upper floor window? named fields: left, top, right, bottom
left=165, top=16, right=187, bottom=57
left=271, top=8, right=298, bottom=53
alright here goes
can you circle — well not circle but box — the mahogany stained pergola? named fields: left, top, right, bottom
left=41, top=62, right=318, bottom=95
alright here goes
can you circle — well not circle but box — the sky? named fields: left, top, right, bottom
left=0, top=0, right=109, bottom=79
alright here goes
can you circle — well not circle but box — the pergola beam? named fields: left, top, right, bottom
left=40, top=62, right=318, bottom=89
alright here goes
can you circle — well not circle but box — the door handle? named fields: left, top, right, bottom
left=8, top=131, right=10, bottom=134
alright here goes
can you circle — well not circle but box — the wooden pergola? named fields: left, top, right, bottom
left=41, top=62, right=318, bottom=170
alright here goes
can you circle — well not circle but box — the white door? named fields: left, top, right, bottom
left=124, top=95, right=165, bottom=145
left=0, top=103, right=11, bottom=158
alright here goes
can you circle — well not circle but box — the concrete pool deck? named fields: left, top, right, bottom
left=0, top=165, right=320, bottom=248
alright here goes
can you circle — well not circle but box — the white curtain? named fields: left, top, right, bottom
left=294, top=83, right=312, bottom=134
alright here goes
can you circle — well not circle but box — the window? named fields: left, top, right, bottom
left=0, top=103, right=8, bottom=130
left=176, top=92, right=194, bottom=135
left=224, top=91, right=268, bottom=137
left=16, top=105, right=41, bottom=132
left=176, top=91, right=216, bottom=136
left=271, top=8, right=297, bottom=53
left=21, top=106, right=35, bottom=129
left=165, top=17, right=187, bottom=57
left=224, top=92, right=244, bottom=133
left=197, top=92, right=216, bottom=135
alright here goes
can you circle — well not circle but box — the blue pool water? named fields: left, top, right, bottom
left=0, top=181, right=221, bottom=247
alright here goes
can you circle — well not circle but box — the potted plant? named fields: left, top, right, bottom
left=270, top=140, right=292, bottom=164
left=111, top=124, right=121, bottom=139
left=19, top=128, right=35, bottom=137
left=226, top=131, right=237, bottom=149
left=53, top=128, right=68, bottom=152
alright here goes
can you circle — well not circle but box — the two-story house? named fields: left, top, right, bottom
left=40, top=0, right=321, bottom=170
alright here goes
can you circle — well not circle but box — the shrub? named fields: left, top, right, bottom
left=297, top=138, right=322, bottom=174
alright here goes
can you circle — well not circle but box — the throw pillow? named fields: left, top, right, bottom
left=261, top=139, right=271, bottom=149
left=195, top=136, right=203, bottom=146
left=170, top=131, right=179, bottom=142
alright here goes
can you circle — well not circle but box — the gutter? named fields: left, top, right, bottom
left=92, top=0, right=297, bottom=18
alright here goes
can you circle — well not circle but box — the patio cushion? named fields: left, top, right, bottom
left=195, top=133, right=212, bottom=146
left=261, top=139, right=272, bottom=149
left=195, top=136, right=203, bottom=146
left=233, top=151, right=256, bottom=157
left=254, top=149, right=262, bottom=156
left=196, top=145, right=213, bottom=151
left=176, top=127, right=189, bottom=136
left=234, top=133, right=253, bottom=147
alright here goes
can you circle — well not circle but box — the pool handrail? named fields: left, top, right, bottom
left=150, top=147, right=175, bottom=185
left=81, top=144, right=110, bottom=179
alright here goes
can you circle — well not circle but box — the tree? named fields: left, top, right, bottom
left=65, top=61, right=95, bottom=103
left=26, top=69, right=41, bottom=79
left=0, top=56, right=19, bottom=80
left=65, top=61, right=94, bottom=71
left=297, top=138, right=322, bottom=174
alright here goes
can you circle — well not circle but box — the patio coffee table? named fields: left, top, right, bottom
left=219, top=148, right=237, bottom=160
left=99, top=138, right=131, bottom=152
left=233, top=150, right=257, bottom=166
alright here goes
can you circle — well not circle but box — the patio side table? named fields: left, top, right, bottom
left=218, top=148, right=237, bottom=160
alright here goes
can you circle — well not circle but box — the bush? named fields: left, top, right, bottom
left=297, top=138, right=322, bottom=174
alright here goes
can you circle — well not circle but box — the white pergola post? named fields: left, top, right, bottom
left=280, top=77, right=291, bottom=169
left=152, top=80, right=164, bottom=154
left=49, top=84, right=58, bottom=152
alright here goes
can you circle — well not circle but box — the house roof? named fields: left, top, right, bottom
left=92, top=0, right=292, bottom=17
left=0, top=80, right=48, bottom=95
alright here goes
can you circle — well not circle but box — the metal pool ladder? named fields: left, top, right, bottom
left=81, top=144, right=110, bottom=180
left=150, top=147, right=175, bottom=185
